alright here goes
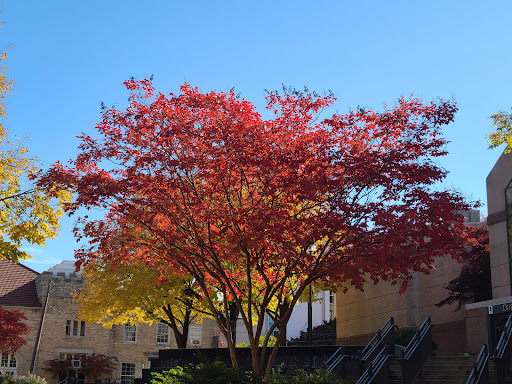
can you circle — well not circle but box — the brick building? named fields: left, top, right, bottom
left=0, top=259, right=220, bottom=383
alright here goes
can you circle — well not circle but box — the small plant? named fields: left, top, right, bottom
left=10, top=375, right=47, bottom=384
left=395, top=329, right=416, bottom=347
left=269, top=369, right=354, bottom=384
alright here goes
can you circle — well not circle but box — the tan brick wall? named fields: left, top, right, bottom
left=336, top=253, right=470, bottom=354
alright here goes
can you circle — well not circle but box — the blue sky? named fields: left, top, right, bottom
left=1, top=1, right=511, bottom=272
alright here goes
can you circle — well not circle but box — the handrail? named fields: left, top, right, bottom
left=493, top=313, right=512, bottom=384
left=466, top=344, right=489, bottom=384
left=325, top=347, right=343, bottom=371
left=361, top=317, right=396, bottom=364
left=361, top=317, right=394, bottom=361
left=401, top=316, right=433, bottom=384
left=325, top=317, right=395, bottom=378
left=356, top=347, right=392, bottom=384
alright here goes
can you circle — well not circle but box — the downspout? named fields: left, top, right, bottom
left=30, top=279, right=52, bottom=373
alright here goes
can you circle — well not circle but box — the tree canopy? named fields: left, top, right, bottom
left=437, top=224, right=491, bottom=310
left=489, top=108, right=512, bottom=153
left=38, top=80, right=474, bottom=381
left=76, top=259, right=211, bottom=348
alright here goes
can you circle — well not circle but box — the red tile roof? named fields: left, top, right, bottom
left=0, top=259, right=41, bottom=308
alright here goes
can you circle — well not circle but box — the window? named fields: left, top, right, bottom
left=124, top=324, right=137, bottom=343
left=329, top=291, right=335, bottom=321
left=188, top=325, right=202, bottom=346
left=66, top=320, right=86, bottom=337
left=156, top=323, right=169, bottom=344
left=121, top=363, right=136, bottom=384
left=0, top=354, right=17, bottom=376
left=267, top=315, right=279, bottom=338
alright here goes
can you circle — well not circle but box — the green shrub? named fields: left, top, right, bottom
left=0, top=375, right=16, bottom=384
left=151, top=360, right=261, bottom=384
left=269, top=369, right=354, bottom=384
left=151, top=362, right=356, bottom=384
left=395, top=329, right=416, bottom=347
left=0, top=375, right=48, bottom=384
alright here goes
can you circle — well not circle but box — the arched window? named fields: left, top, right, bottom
left=0, top=353, right=17, bottom=376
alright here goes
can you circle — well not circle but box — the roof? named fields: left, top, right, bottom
left=0, top=259, right=41, bottom=308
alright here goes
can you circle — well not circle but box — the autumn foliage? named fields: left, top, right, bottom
left=38, top=80, right=474, bottom=381
left=0, top=306, right=29, bottom=355
left=437, top=224, right=491, bottom=310
left=44, top=354, right=116, bottom=379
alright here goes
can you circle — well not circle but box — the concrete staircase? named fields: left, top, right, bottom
left=413, top=356, right=476, bottom=384
left=400, top=355, right=512, bottom=384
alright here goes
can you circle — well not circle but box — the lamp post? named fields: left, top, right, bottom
left=308, top=283, right=313, bottom=345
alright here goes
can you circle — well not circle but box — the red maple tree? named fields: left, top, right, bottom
left=37, top=80, right=475, bottom=381
left=45, top=354, right=117, bottom=379
left=0, top=306, right=29, bottom=355
left=437, top=224, right=491, bottom=309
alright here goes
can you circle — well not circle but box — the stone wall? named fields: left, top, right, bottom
left=28, top=271, right=220, bottom=383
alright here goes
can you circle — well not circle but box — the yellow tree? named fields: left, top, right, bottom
left=0, top=38, right=70, bottom=261
left=76, top=260, right=212, bottom=348
left=489, top=108, right=512, bottom=153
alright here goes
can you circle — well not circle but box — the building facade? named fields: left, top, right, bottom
left=0, top=260, right=220, bottom=383
left=335, top=210, right=488, bottom=356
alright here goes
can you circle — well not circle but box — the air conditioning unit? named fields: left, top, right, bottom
left=189, top=339, right=200, bottom=345
left=71, top=359, right=82, bottom=369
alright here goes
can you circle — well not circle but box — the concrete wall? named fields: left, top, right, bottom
left=487, top=152, right=512, bottom=299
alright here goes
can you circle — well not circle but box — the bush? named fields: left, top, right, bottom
left=395, top=329, right=416, bottom=347
left=0, top=375, right=47, bottom=384
left=269, top=369, right=354, bottom=384
left=152, top=365, right=355, bottom=384
left=151, top=360, right=261, bottom=384
left=0, top=375, right=16, bottom=384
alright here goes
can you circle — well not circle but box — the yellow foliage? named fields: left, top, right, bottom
left=75, top=261, right=211, bottom=328
left=489, top=109, right=512, bottom=154
left=0, top=39, right=70, bottom=261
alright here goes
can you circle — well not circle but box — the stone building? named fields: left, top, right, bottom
left=0, top=260, right=220, bottom=383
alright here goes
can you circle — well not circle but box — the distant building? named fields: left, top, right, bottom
left=0, top=260, right=220, bottom=383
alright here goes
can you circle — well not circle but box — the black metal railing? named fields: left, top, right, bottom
left=360, top=317, right=396, bottom=367
left=324, top=317, right=395, bottom=378
left=356, top=347, right=392, bottom=384
left=466, top=344, right=489, bottom=384
left=401, top=316, right=433, bottom=384
left=494, top=313, right=512, bottom=384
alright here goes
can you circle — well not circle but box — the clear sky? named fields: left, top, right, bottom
left=1, top=1, right=511, bottom=272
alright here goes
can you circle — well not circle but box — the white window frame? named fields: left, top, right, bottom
left=156, top=323, right=170, bottom=345
left=124, top=324, right=137, bottom=343
left=120, top=362, right=136, bottom=384
left=188, top=325, right=202, bottom=347
left=0, top=353, right=17, bottom=377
